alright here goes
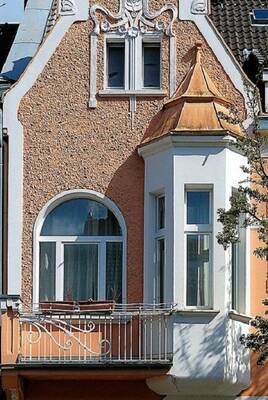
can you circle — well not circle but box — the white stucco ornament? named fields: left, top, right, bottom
left=90, top=0, right=178, bottom=37
left=60, top=0, right=77, bottom=15
left=191, top=0, right=207, bottom=14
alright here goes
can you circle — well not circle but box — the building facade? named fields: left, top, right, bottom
left=0, top=0, right=267, bottom=399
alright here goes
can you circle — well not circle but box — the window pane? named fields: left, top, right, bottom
left=232, top=243, right=238, bottom=310
left=39, top=242, right=56, bottom=301
left=156, top=238, right=165, bottom=303
left=107, top=44, right=125, bottom=88
left=186, top=234, right=210, bottom=307
left=187, top=191, right=210, bottom=224
left=143, top=44, right=160, bottom=88
left=106, top=242, right=123, bottom=303
left=41, top=199, right=122, bottom=236
left=157, top=196, right=165, bottom=230
left=64, top=244, right=98, bottom=301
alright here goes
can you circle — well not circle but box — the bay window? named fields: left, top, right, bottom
left=185, top=189, right=213, bottom=308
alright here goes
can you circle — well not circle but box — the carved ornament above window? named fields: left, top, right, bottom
left=191, top=0, right=207, bottom=15
left=90, top=0, right=178, bottom=37
left=60, top=0, right=77, bottom=15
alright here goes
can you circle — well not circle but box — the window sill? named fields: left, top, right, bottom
left=98, top=89, right=167, bottom=97
left=229, top=310, right=253, bottom=324
left=175, top=309, right=220, bottom=317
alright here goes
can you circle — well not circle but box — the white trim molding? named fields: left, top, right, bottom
left=88, top=0, right=178, bottom=108
left=33, top=189, right=127, bottom=305
left=2, top=0, right=88, bottom=295
left=237, top=398, right=268, bottom=400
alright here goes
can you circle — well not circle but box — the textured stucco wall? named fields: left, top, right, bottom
left=18, top=0, right=245, bottom=304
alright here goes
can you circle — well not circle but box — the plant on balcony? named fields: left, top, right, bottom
left=217, top=84, right=268, bottom=365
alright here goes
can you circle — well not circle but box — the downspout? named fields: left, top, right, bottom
left=2, top=126, right=8, bottom=295
left=0, top=104, right=2, bottom=294
left=0, top=88, right=8, bottom=295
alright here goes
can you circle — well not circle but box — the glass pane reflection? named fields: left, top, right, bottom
left=108, top=44, right=125, bottom=88
left=186, top=234, right=210, bottom=307
left=106, top=242, right=123, bottom=303
left=41, top=199, right=122, bottom=236
left=39, top=242, right=56, bottom=301
left=143, top=44, right=160, bottom=88
left=187, top=191, right=210, bottom=225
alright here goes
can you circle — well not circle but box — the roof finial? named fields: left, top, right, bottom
left=195, top=42, right=202, bottom=64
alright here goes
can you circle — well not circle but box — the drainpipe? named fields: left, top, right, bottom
left=0, top=104, right=2, bottom=294
left=0, top=87, right=8, bottom=295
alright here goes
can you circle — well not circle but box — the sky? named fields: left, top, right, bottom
left=0, top=0, right=24, bottom=24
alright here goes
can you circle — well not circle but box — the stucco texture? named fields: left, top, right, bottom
left=18, top=0, right=245, bottom=304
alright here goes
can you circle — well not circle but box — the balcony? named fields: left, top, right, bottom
left=1, top=300, right=174, bottom=367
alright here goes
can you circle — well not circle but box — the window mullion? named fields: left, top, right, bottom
left=129, top=37, right=136, bottom=91
left=56, top=241, right=64, bottom=301
left=125, top=37, right=130, bottom=90
left=98, top=241, right=106, bottom=300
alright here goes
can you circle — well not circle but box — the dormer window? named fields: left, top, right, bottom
left=251, top=8, right=268, bottom=25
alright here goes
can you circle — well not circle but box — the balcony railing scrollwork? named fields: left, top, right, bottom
left=1, top=302, right=175, bottom=366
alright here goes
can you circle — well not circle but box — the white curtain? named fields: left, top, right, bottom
left=64, top=244, right=98, bottom=301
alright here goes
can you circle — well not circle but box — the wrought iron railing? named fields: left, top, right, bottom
left=16, top=304, right=174, bottom=365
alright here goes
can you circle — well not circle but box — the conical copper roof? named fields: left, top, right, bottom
left=142, top=43, right=243, bottom=145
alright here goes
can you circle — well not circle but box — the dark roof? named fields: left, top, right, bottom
left=210, top=0, right=268, bottom=66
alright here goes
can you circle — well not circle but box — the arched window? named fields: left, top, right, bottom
left=35, top=192, right=126, bottom=304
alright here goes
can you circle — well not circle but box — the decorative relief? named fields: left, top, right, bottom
left=22, top=316, right=111, bottom=357
left=60, top=0, right=77, bottom=15
left=191, top=0, right=207, bottom=14
left=90, top=0, right=178, bottom=37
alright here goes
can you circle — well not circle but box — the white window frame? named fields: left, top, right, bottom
left=33, top=190, right=127, bottom=305
left=184, top=186, right=213, bottom=310
left=154, top=194, right=166, bottom=304
left=105, top=34, right=129, bottom=90
left=102, top=32, right=162, bottom=94
left=137, top=34, right=162, bottom=90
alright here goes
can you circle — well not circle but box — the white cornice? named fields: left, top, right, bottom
left=138, top=134, right=244, bottom=159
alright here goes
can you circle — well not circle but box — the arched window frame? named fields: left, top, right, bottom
left=33, top=189, right=127, bottom=304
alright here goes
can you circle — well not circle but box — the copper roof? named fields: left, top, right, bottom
left=142, top=43, right=243, bottom=145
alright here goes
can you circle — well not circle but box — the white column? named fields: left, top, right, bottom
left=169, top=36, right=177, bottom=96
left=89, top=33, right=98, bottom=108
